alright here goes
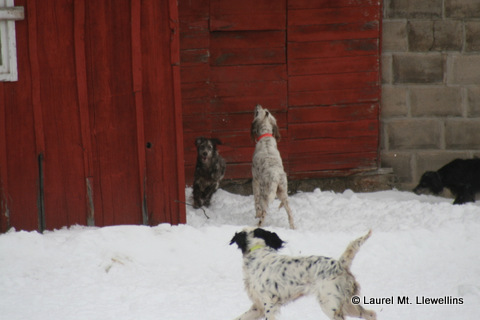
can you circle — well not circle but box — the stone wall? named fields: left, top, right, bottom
left=381, top=0, right=480, bottom=190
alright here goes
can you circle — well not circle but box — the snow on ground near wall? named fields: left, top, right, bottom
left=1, top=188, right=480, bottom=320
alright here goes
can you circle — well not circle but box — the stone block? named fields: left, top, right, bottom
left=432, top=20, right=463, bottom=51
left=445, top=0, right=480, bottom=18
left=416, top=151, right=469, bottom=177
left=386, top=119, right=442, bottom=150
left=448, top=55, right=480, bottom=84
left=407, top=20, right=433, bottom=52
left=387, top=0, right=443, bottom=18
left=409, top=86, right=462, bottom=116
left=408, top=20, right=463, bottom=52
left=382, top=20, right=408, bottom=52
left=381, top=54, right=392, bottom=84
left=465, top=22, right=480, bottom=52
left=466, top=86, right=480, bottom=116
left=381, top=151, right=413, bottom=183
left=445, top=119, right=480, bottom=149
left=381, top=85, right=408, bottom=117
left=393, top=54, right=444, bottom=84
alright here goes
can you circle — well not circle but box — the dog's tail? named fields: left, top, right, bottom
left=338, top=230, right=372, bottom=269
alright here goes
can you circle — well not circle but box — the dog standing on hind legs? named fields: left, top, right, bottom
left=251, top=104, right=295, bottom=229
left=192, top=137, right=226, bottom=209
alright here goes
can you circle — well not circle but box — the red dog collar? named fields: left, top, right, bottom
left=256, top=133, right=274, bottom=142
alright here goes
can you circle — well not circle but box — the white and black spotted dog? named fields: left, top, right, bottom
left=230, top=228, right=376, bottom=320
left=193, top=137, right=226, bottom=209
left=251, top=104, right=295, bottom=229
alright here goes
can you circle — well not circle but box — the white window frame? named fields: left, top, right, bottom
left=0, top=0, right=24, bottom=81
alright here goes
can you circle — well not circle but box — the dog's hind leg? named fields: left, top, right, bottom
left=277, top=178, right=295, bottom=229
left=253, top=179, right=262, bottom=219
left=318, top=294, right=345, bottom=320
left=453, top=187, right=475, bottom=204
left=263, top=302, right=281, bottom=320
left=254, top=180, right=277, bottom=226
left=234, top=304, right=263, bottom=320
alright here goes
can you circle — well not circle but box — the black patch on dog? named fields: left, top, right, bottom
left=230, top=231, right=248, bottom=254
left=230, top=229, right=285, bottom=254
left=193, top=137, right=226, bottom=208
left=414, top=158, right=480, bottom=204
left=253, top=228, right=284, bottom=250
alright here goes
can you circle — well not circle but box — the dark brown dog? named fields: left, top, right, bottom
left=193, top=137, right=226, bottom=208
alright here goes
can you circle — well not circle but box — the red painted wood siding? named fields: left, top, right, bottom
left=180, top=0, right=382, bottom=183
left=0, top=0, right=185, bottom=232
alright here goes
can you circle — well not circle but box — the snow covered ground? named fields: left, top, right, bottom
left=1, top=187, right=480, bottom=320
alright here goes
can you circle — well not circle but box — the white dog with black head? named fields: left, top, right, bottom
left=230, top=228, right=376, bottom=320
left=250, top=104, right=295, bottom=229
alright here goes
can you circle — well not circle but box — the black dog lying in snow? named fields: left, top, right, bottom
left=413, top=158, right=480, bottom=204
left=193, top=137, right=226, bottom=209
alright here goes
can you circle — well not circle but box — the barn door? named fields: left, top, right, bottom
left=180, top=0, right=381, bottom=183
left=0, top=0, right=185, bottom=232
left=286, top=0, right=381, bottom=178
left=181, top=0, right=289, bottom=181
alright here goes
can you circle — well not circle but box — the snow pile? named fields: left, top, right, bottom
left=1, top=188, right=479, bottom=320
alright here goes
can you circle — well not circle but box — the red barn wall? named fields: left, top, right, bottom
left=0, top=0, right=185, bottom=232
left=180, top=0, right=382, bottom=184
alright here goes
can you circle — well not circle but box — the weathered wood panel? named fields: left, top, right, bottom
left=0, top=0, right=38, bottom=231
left=141, top=0, right=186, bottom=225
left=288, top=39, right=379, bottom=60
left=0, top=0, right=185, bottom=232
left=85, top=0, right=142, bottom=226
left=288, top=56, right=378, bottom=76
left=288, top=104, right=379, bottom=123
left=289, top=87, right=380, bottom=107
left=210, top=0, right=286, bottom=31
left=286, top=0, right=381, bottom=177
left=288, top=0, right=380, bottom=9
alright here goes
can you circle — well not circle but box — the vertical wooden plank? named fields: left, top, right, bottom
left=34, top=0, right=88, bottom=230
left=74, top=0, right=95, bottom=226
left=131, top=0, right=148, bottom=225
left=25, top=0, right=45, bottom=157
left=85, top=0, right=142, bottom=226
left=0, top=0, right=39, bottom=232
left=169, top=0, right=187, bottom=224
left=141, top=0, right=185, bottom=225
left=26, top=0, right=45, bottom=231
left=0, top=83, right=9, bottom=231
left=179, top=0, right=211, bottom=184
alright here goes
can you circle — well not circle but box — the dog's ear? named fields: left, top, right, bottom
left=250, top=119, right=258, bottom=141
left=255, top=104, right=262, bottom=117
left=211, top=138, right=222, bottom=147
left=272, top=122, right=281, bottom=141
left=195, top=136, right=205, bottom=147
left=230, top=231, right=248, bottom=254
left=267, top=112, right=281, bottom=141
left=253, top=228, right=284, bottom=250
